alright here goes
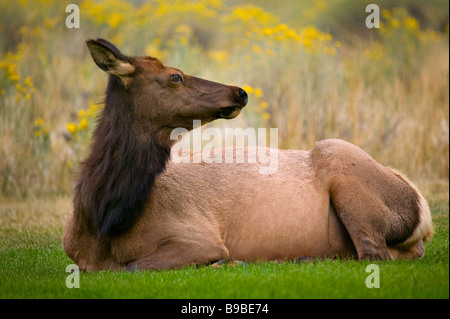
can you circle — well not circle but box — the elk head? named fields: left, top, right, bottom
left=86, top=38, right=248, bottom=145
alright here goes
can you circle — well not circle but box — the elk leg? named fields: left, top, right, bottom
left=126, top=240, right=229, bottom=271
left=330, top=176, right=391, bottom=260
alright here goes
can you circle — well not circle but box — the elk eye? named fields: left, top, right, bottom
left=170, top=74, right=182, bottom=83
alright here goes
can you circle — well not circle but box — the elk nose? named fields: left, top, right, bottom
left=238, top=88, right=248, bottom=104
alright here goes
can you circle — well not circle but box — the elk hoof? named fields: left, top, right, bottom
left=210, top=259, right=247, bottom=268
left=126, top=261, right=138, bottom=272
left=210, top=259, right=226, bottom=268
left=295, top=257, right=317, bottom=263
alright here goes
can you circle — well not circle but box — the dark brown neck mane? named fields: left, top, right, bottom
left=74, top=75, right=171, bottom=237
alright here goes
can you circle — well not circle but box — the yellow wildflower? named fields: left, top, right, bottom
left=43, top=17, right=56, bottom=28
left=9, top=74, right=20, bottom=82
left=66, top=123, right=77, bottom=134
left=284, top=30, right=297, bottom=39
left=404, top=17, right=419, bottom=30
left=275, top=24, right=288, bottom=32
left=24, top=76, right=33, bottom=87
left=78, top=118, right=88, bottom=130
left=242, top=85, right=253, bottom=95
left=251, top=44, right=262, bottom=54
left=209, top=50, right=229, bottom=62
left=180, top=36, right=189, bottom=45
left=35, top=118, right=44, bottom=126
left=254, top=88, right=263, bottom=97
left=175, top=24, right=194, bottom=36
left=108, top=13, right=122, bottom=28
left=262, top=27, right=273, bottom=36
left=390, top=18, right=400, bottom=28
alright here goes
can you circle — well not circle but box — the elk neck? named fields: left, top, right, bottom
left=74, top=75, right=171, bottom=238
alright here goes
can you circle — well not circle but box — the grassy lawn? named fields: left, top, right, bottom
left=0, top=192, right=448, bottom=299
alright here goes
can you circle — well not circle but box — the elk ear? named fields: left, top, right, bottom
left=86, top=38, right=135, bottom=79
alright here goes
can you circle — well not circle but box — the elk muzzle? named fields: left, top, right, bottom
left=218, top=87, right=248, bottom=119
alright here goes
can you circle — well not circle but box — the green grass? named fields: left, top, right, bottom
left=0, top=196, right=448, bottom=299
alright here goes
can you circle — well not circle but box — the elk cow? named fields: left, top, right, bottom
left=63, top=39, right=433, bottom=271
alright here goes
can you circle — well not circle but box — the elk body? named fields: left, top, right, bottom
left=63, top=39, right=433, bottom=271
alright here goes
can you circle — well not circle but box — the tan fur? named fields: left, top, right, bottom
left=64, top=143, right=433, bottom=271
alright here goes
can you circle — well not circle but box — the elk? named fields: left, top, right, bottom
left=63, top=39, right=433, bottom=271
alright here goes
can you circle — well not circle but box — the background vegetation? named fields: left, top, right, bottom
left=0, top=0, right=448, bottom=299
left=0, top=0, right=448, bottom=198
